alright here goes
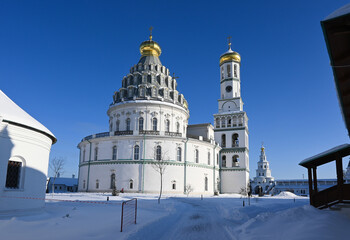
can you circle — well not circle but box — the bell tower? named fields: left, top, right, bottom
left=214, top=38, right=249, bottom=194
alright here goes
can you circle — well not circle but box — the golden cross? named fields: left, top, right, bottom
left=227, top=36, right=232, bottom=48
left=172, top=73, right=179, bottom=79
left=149, top=26, right=153, bottom=40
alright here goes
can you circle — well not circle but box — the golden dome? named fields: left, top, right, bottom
left=220, top=48, right=241, bottom=65
left=140, top=40, right=161, bottom=57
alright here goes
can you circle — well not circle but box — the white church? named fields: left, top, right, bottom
left=0, top=90, right=56, bottom=211
left=77, top=33, right=250, bottom=194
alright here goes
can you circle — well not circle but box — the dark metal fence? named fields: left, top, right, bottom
left=120, top=198, right=137, bottom=232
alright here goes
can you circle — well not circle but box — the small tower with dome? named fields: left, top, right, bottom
left=251, top=145, right=275, bottom=194
left=214, top=38, right=250, bottom=193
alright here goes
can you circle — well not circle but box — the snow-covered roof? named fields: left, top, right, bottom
left=324, top=3, right=350, bottom=20
left=299, top=144, right=350, bottom=167
left=0, top=90, right=56, bottom=143
left=48, top=177, right=78, bottom=187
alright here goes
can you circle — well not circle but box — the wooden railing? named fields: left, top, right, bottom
left=312, top=184, right=350, bottom=209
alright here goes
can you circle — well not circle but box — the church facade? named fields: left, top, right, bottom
left=77, top=34, right=249, bottom=194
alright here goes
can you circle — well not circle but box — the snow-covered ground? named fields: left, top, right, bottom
left=0, top=192, right=349, bottom=240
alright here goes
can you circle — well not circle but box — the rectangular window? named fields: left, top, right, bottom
left=5, top=161, right=22, bottom=189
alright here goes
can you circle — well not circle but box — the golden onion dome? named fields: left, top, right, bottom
left=139, top=37, right=162, bottom=57
left=220, top=42, right=241, bottom=65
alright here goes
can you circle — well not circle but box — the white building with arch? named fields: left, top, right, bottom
left=77, top=34, right=249, bottom=194
left=0, top=90, right=56, bottom=212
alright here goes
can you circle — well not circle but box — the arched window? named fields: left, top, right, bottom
left=195, top=149, right=199, bottom=163
left=112, top=146, right=117, bottom=160
left=221, top=118, right=226, bottom=128
left=176, top=122, right=180, bottom=133
left=232, top=155, right=239, bottom=167
left=129, top=179, right=134, bottom=189
left=165, top=119, right=170, bottom=132
left=227, top=64, right=231, bottom=78
left=147, top=75, right=152, bottom=83
left=110, top=122, right=113, bottom=131
left=139, top=117, right=144, bottom=131
left=83, top=180, right=86, bottom=189
left=177, top=147, right=182, bottom=162
left=116, top=120, right=120, bottom=131
left=96, top=179, right=99, bottom=189
left=222, top=155, right=226, bottom=167
left=221, top=67, right=224, bottom=79
left=216, top=118, right=220, bottom=128
left=172, top=181, right=176, bottom=190
left=232, top=133, right=239, bottom=147
left=216, top=154, right=219, bottom=165
left=110, top=173, right=116, bottom=189
left=83, top=149, right=86, bottom=162
left=234, top=64, right=237, bottom=78
left=5, top=157, right=25, bottom=189
left=227, top=118, right=232, bottom=127
left=156, top=145, right=162, bottom=160
left=165, top=78, right=169, bottom=87
left=153, top=118, right=158, bottom=131
left=232, top=116, right=237, bottom=127
left=208, top=152, right=211, bottom=165
left=157, top=75, right=161, bottom=84
left=134, top=145, right=140, bottom=160
left=221, top=134, right=226, bottom=148
left=204, top=177, right=208, bottom=191
left=94, top=147, right=98, bottom=161
left=126, top=118, right=131, bottom=131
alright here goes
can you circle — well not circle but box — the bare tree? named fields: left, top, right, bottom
left=49, top=157, right=65, bottom=194
left=185, top=184, right=194, bottom=197
left=152, top=146, right=168, bottom=204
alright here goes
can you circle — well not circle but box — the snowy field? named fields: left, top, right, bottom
left=0, top=192, right=349, bottom=240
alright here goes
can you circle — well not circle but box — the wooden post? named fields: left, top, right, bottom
left=335, top=155, right=343, bottom=202
left=313, top=167, right=318, bottom=193
left=308, top=167, right=313, bottom=205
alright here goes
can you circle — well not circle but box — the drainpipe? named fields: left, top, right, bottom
left=183, top=138, right=189, bottom=194
left=219, top=151, right=222, bottom=193
left=86, top=139, right=92, bottom=192
left=142, top=133, right=146, bottom=193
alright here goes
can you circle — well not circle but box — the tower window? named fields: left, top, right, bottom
left=116, top=120, right=120, bottom=131
left=216, top=118, right=220, bottom=128
left=227, top=65, right=231, bottom=78
left=134, top=145, right=140, bottom=160
left=222, top=155, right=226, bottom=167
left=177, top=147, right=182, bottom=162
left=94, top=147, right=98, bottom=161
left=234, top=64, right=237, bottom=78
left=96, top=179, right=99, bottom=189
left=221, top=118, right=226, bottom=128
left=204, top=177, right=208, bottom=191
left=129, top=179, right=134, bottom=189
left=232, top=134, right=239, bottom=147
left=221, top=67, right=224, bottom=79
left=165, top=119, right=170, bottom=132
left=172, top=181, right=176, bottom=190
left=110, top=174, right=116, bottom=189
left=153, top=118, right=158, bottom=131
left=126, top=118, right=131, bottom=131
left=112, top=146, right=117, bottom=160
left=221, top=134, right=226, bottom=148
left=232, top=155, right=239, bottom=167
left=176, top=122, right=180, bottom=133
left=208, top=152, right=211, bottom=165
left=139, top=117, right=144, bottom=131
left=195, top=149, right=199, bottom=163
left=156, top=145, right=162, bottom=160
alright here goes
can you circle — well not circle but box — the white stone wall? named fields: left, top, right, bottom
left=0, top=122, right=53, bottom=211
left=78, top=134, right=221, bottom=194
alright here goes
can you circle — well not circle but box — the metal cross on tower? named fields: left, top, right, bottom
left=149, top=26, right=153, bottom=40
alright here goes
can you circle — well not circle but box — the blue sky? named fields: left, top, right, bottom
left=1, top=0, right=349, bottom=179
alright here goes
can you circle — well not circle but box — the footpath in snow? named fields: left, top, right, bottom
left=0, top=192, right=349, bottom=240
